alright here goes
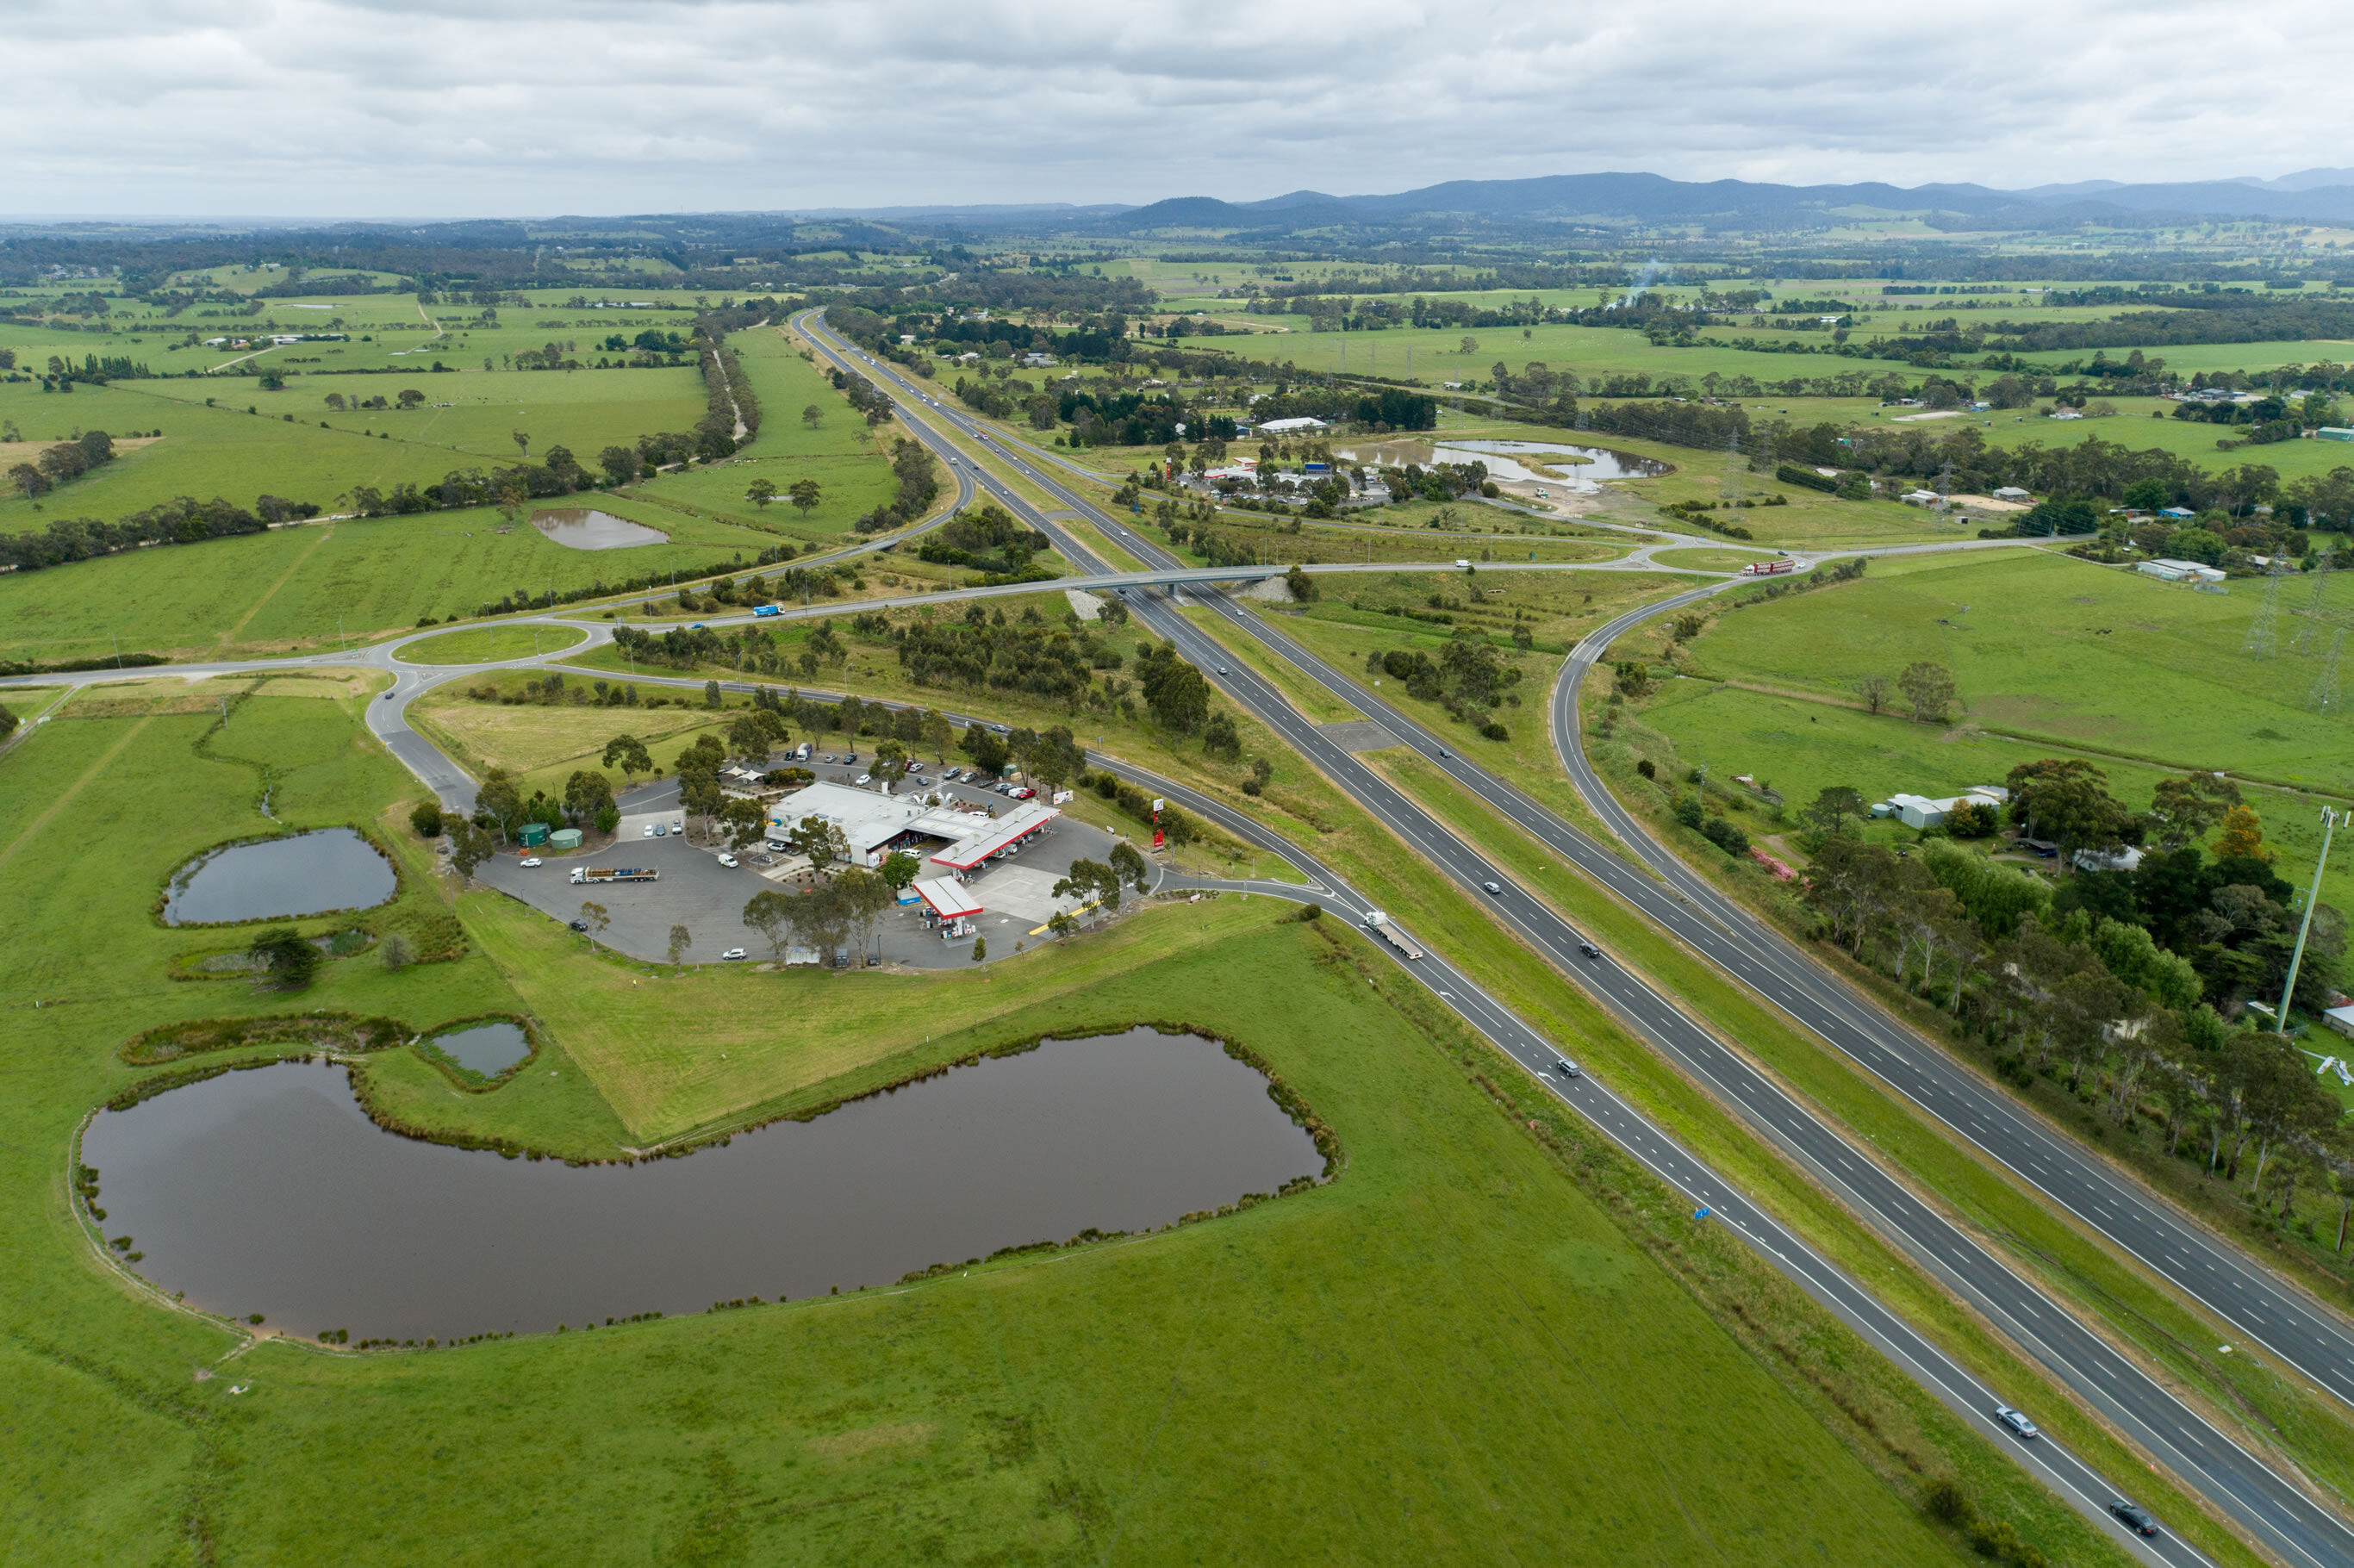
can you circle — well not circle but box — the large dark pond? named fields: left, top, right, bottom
left=162, top=829, right=397, bottom=925
left=80, top=1028, right=1323, bottom=1341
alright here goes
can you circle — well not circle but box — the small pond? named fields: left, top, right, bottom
left=432, top=1022, right=532, bottom=1077
left=79, top=1028, right=1324, bottom=1341
left=532, top=508, right=669, bottom=550
left=163, top=829, right=397, bottom=926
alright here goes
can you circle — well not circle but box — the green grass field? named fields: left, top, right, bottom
left=0, top=501, right=784, bottom=667
left=0, top=367, right=712, bottom=535
left=0, top=663, right=2076, bottom=1565
left=1659, top=546, right=2354, bottom=793
left=395, top=624, right=588, bottom=664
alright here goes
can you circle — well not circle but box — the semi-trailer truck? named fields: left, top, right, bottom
left=1361, top=909, right=1422, bottom=961
left=571, top=866, right=659, bottom=884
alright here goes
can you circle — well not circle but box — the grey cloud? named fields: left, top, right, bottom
left=1, top=0, right=2346, bottom=216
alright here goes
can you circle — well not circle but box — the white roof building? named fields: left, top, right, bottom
left=765, top=781, right=1058, bottom=869
left=1880, top=787, right=2008, bottom=830
left=1255, top=416, right=1329, bottom=435
left=2139, top=558, right=2226, bottom=584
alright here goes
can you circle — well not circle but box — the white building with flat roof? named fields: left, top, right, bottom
left=765, top=781, right=1057, bottom=869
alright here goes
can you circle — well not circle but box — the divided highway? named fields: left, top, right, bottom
left=794, top=311, right=2348, bottom=1565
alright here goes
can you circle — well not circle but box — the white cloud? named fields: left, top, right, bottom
left=0, top=0, right=2344, bottom=217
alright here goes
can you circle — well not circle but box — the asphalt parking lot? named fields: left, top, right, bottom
left=470, top=766, right=1138, bottom=968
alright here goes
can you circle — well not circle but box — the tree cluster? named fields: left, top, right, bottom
left=895, top=603, right=1130, bottom=712
left=7, top=427, right=114, bottom=497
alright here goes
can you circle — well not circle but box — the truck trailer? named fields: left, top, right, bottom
left=571, top=866, right=659, bottom=884
left=1361, top=909, right=1423, bottom=961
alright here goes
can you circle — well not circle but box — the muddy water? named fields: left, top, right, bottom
left=80, top=1028, right=1323, bottom=1341
left=432, top=1023, right=532, bottom=1076
left=532, top=508, right=669, bottom=550
left=162, top=829, right=397, bottom=925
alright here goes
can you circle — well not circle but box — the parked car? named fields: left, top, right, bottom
left=519, top=856, right=542, bottom=868
left=642, top=824, right=657, bottom=837
left=2108, top=1501, right=2158, bottom=1536
left=822, top=755, right=837, bottom=764
left=568, top=919, right=589, bottom=932
left=907, top=761, right=925, bottom=772
left=653, top=823, right=668, bottom=837
left=716, top=853, right=738, bottom=868
left=720, top=948, right=748, bottom=961
left=1994, top=1406, right=2038, bottom=1440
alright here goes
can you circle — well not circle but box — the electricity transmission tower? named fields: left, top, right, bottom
left=1719, top=431, right=1746, bottom=508
left=2314, top=626, right=2346, bottom=715
left=2292, top=557, right=2333, bottom=655
left=2245, top=558, right=2289, bottom=657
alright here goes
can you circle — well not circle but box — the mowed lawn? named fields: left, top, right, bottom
left=1674, top=546, right=2354, bottom=791
left=0, top=681, right=1983, bottom=1565
left=0, top=501, right=781, bottom=665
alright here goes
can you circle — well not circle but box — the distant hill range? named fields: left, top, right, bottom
left=852, top=170, right=2354, bottom=234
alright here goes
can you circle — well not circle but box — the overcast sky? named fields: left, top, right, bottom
left=3, top=0, right=2339, bottom=219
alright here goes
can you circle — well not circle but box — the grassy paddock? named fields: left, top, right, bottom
left=395, top=625, right=588, bottom=665
left=1663, top=547, right=2354, bottom=796
left=0, top=502, right=782, bottom=666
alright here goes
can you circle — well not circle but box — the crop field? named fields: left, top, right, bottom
left=0, top=665, right=2058, bottom=1567
left=0, top=499, right=783, bottom=666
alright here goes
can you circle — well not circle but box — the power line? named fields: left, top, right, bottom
left=2313, top=626, right=2345, bottom=715
left=2292, top=557, right=2333, bottom=655
left=2245, top=557, right=2289, bottom=657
